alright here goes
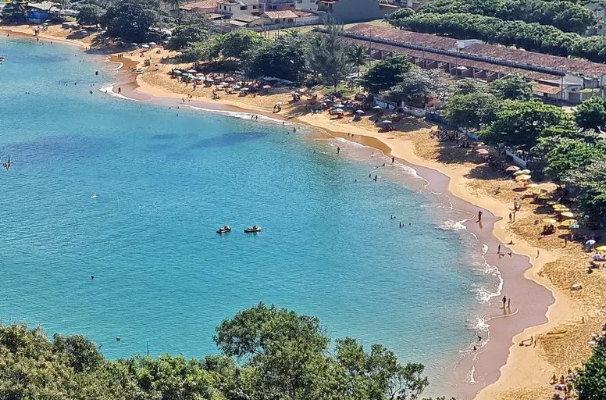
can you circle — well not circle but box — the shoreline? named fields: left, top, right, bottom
left=0, top=26, right=582, bottom=400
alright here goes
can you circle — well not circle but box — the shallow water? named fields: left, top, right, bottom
left=0, top=38, right=499, bottom=395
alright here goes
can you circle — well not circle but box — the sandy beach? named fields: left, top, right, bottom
left=3, top=24, right=605, bottom=400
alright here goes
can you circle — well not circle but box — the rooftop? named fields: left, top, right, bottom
left=262, top=9, right=298, bottom=18
left=347, top=24, right=606, bottom=77
left=179, top=0, right=217, bottom=10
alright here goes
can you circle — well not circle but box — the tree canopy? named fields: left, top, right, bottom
left=248, top=31, right=307, bottom=82
left=415, top=0, right=595, bottom=34
left=101, top=0, right=163, bottom=42
left=387, top=69, right=446, bottom=105
left=575, top=97, right=606, bottom=132
left=576, top=339, right=606, bottom=400
left=307, top=24, right=352, bottom=88
left=76, top=4, right=104, bottom=26
left=445, top=92, right=500, bottom=130
left=480, top=100, right=569, bottom=149
left=0, top=305, right=451, bottom=400
left=360, top=55, right=415, bottom=93
left=489, top=74, right=533, bottom=101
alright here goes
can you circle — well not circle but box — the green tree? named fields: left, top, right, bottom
left=388, top=69, right=446, bottom=105
left=307, top=24, right=352, bottom=89
left=100, top=0, right=162, bottom=42
left=214, top=303, right=329, bottom=399
left=489, top=74, right=533, bottom=101
left=216, top=30, right=263, bottom=64
left=347, top=44, right=368, bottom=77
left=480, top=100, right=569, bottom=149
left=360, top=55, right=415, bottom=93
left=53, top=333, right=103, bottom=373
left=544, top=138, right=606, bottom=181
left=564, top=161, right=606, bottom=224
left=168, top=24, right=209, bottom=50
left=248, top=30, right=307, bottom=82
left=445, top=92, right=500, bottom=130
left=575, top=97, right=606, bottom=131
left=576, top=340, right=606, bottom=400
left=454, top=79, right=482, bottom=95
left=76, top=4, right=104, bottom=26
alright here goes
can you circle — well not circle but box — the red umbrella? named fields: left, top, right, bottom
left=505, top=165, right=521, bottom=172
left=476, top=148, right=489, bottom=155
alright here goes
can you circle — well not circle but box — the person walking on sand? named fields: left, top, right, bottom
left=537, top=249, right=540, bottom=258
left=497, top=244, right=501, bottom=254
left=478, top=210, right=483, bottom=222
left=392, top=156, right=395, bottom=164
left=337, top=147, right=340, bottom=155
left=502, top=295, right=507, bottom=308
left=507, top=298, right=511, bottom=308
left=509, top=212, right=512, bottom=222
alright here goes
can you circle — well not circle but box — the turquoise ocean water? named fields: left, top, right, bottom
left=0, top=38, right=499, bottom=392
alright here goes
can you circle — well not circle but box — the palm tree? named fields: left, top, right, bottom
left=347, top=44, right=368, bottom=78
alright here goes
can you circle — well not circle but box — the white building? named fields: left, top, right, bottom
left=295, top=0, right=318, bottom=12
left=217, top=0, right=260, bottom=17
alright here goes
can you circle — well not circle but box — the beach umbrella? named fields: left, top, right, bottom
left=186, top=69, right=197, bottom=73
left=333, top=108, right=344, bottom=114
left=262, top=85, right=272, bottom=89
left=195, top=73, right=204, bottom=77
left=476, top=148, right=489, bottom=155
left=543, top=218, right=557, bottom=224
left=520, top=169, right=531, bottom=174
left=587, top=239, right=597, bottom=247
left=570, top=224, right=580, bottom=229
left=205, top=78, right=214, bottom=82
left=513, top=170, right=527, bottom=176
left=224, top=77, right=235, bottom=82
left=380, top=120, right=392, bottom=124
left=596, top=245, right=606, bottom=251
left=373, top=105, right=383, bottom=110
left=560, top=219, right=578, bottom=227
left=355, top=110, right=365, bottom=114
left=334, top=104, right=344, bottom=108
left=232, top=85, right=241, bottom=90
left=527, top=183, right=539, bottom=188
left=141, top=44, right=150, bottom=49
left=515, top=174, right=531, bottom=181
left=240, top=87, right=249, bottom=91
left=560, top=211, right=575, bottom=218
left=505, top=165, right=520, bottom=172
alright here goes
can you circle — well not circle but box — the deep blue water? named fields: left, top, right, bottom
left=0, top=38, right=497, bottom=388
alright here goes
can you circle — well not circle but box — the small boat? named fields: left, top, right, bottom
left=216, top=225, right=231, bottom=234
left=244, top=225, right=262, bottom=233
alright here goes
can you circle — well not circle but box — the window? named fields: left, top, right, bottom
left=240, top=5, right=247, bottom=9
left=252, top=5, right=258, bottom=8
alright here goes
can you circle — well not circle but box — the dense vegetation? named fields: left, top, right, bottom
left=439, top=75, right=606, bottom=225
left=576, top=337, right=606, bottom=400
left=415, top=0, right=595, bottom=34
left=0, top=304, right=454, bottom=400
left=388, top=12, right=606, bottom=62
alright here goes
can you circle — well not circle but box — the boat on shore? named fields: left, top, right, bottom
left=244, top=225, right=261, bottom=233
left=216, top=225, right=231, bottom=234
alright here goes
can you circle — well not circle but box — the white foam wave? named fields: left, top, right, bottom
left=99, top=84, right=133, bottom=101
left=466, top=366, right=477, bottom=384
left=184, top=104, right=288, bottom=125
left=439, top=219, right=467, bottom=231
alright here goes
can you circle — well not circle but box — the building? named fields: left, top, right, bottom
left=295, top=0, right=318, bottom=12
left=261, top=9, right=298, bottom=23
left=259, top=0, right=295, bottom=12
left=317, top=0, right=391, bottom=23
left=216, top=0, right=260, bottom=17
left=340, top=24, right=606, bottom=104
left=179, top=0, right=219, bottom=14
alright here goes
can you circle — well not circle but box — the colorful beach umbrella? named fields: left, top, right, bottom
left=596, top=245, right=606, bottom=252
left=560, top=219, right=578, bottom=227
left=527, top=183, right=539, bottom=188
left=515, top=174, right=531, bottom=181
left=505, top=165, right=520, bottom=172
left=543, top=218, right=557, bottom=224
left=476, top=148, right=489, bottom=155
left=560, top=211, right=575, bottom=218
